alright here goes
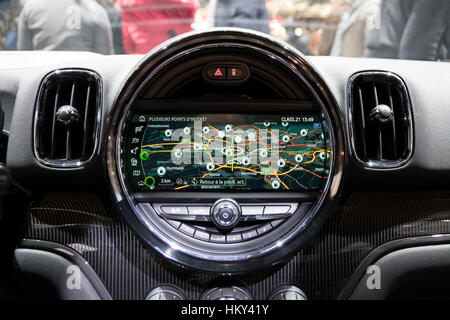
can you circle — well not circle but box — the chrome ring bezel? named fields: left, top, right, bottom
left=106, top=28, right=346, bottom=273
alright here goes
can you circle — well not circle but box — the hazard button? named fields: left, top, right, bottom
left=206, top=65, right=226, bottom=80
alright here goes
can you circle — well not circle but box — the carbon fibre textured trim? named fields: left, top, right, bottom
left=25, top=191, right=450, bottom=300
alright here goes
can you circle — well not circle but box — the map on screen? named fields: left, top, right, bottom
left=124, top=114, right=330, bottom=192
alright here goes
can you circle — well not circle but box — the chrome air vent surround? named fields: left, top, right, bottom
left=33, top=69, right=102, bottom=168
left=106, top=29, right=345, bottom=274
left=348, top=71, right=414, bottom=169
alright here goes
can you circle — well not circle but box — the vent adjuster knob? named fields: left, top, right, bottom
left=369, top=104, right=393, bottom=124
left=56, top=105, right=80, bottom=126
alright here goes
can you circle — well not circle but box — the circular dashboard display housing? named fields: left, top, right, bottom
left=106, top=29, right=345, bottom=274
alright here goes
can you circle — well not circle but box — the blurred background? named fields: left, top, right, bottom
left=1, top=0, right=449, bottom=61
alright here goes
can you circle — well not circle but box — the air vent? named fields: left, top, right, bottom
left=34, top=70, right=101, bottom=167
left=349, top=71, right=413, bottom=168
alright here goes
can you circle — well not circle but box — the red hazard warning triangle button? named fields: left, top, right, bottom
left=206, top=65, right=226, bottom=80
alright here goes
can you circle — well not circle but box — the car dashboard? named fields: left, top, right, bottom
left=1, top=29, right=450, bottom=301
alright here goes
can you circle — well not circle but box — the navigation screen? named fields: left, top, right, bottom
left=122, top=114, right=330, bottom=192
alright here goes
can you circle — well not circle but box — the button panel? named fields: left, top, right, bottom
left=194, top=229, right=211, bottom=241
left=210, top=233, right=226, bottom=243
left=241, top=206, right=265, bottom=216
left=242, top=229, right=258, bottom=240
left=256, top=223, right=273, bottom=235
left=179, top=223, right=195, bottom=237
left=226, top=233, right=243, bottom=243
left=241, top=203, right=298, bottom=220
left=160, top=206, right=188, bottom=215
left=264, top=205, right=292, bottom=215
left=141, top=201, right=308, bottom=244
left=227, top=66, right=246, bottom=80
left=187, top=206, right=210, bottom=216
left=152, top=202, right=299, bottom=222
left=205, top=65, right=226, bottom=80
left=203, top=63, right=249, bottom=83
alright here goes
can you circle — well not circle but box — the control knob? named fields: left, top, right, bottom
left=369, top=104, right=394, bottom=124
left=200, top=286, right=252, bottom=300
left=268, top=285, right=307, bottom=300
left=210, top=199, right=241, bottom=230
left=145, top=285, right=185, bottom=300
left=56, top=105, right=80, bottom=126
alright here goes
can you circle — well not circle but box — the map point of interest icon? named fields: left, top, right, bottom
left=140, top=151, right=149, bottom=161
left=144, top=176, right=155, bottom=188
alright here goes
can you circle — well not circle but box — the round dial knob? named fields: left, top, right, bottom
left=200, top=286, right=252, bottom=300
left=56, top=105, right=80, bottom=126
left=145, top=285, right=185, bottom=300
left=369, top=104, right=394, bottom=124
left=211, top=199, right=241, bottom=230
left=268, top=285, right=307, bottom=300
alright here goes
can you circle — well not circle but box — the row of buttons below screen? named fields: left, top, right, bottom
left=159, top=204, right=296, bottom=217
left=167, top=219, right=284, bottom=243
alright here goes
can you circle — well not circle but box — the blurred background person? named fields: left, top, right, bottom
left=366, top=0, right=450, bottom=61
left=119, top=0, right=199, bottom=54
left=318, top=0, right=352, bottom=56
left=210, top=0, right=270, bottom=34
left=330, top=0, right=380, bottom=57
left=0, top=0, right=26, bottom=50
left=96, top=0, right=125, bottom=54
left=18, top=0, right=114, bottom=54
